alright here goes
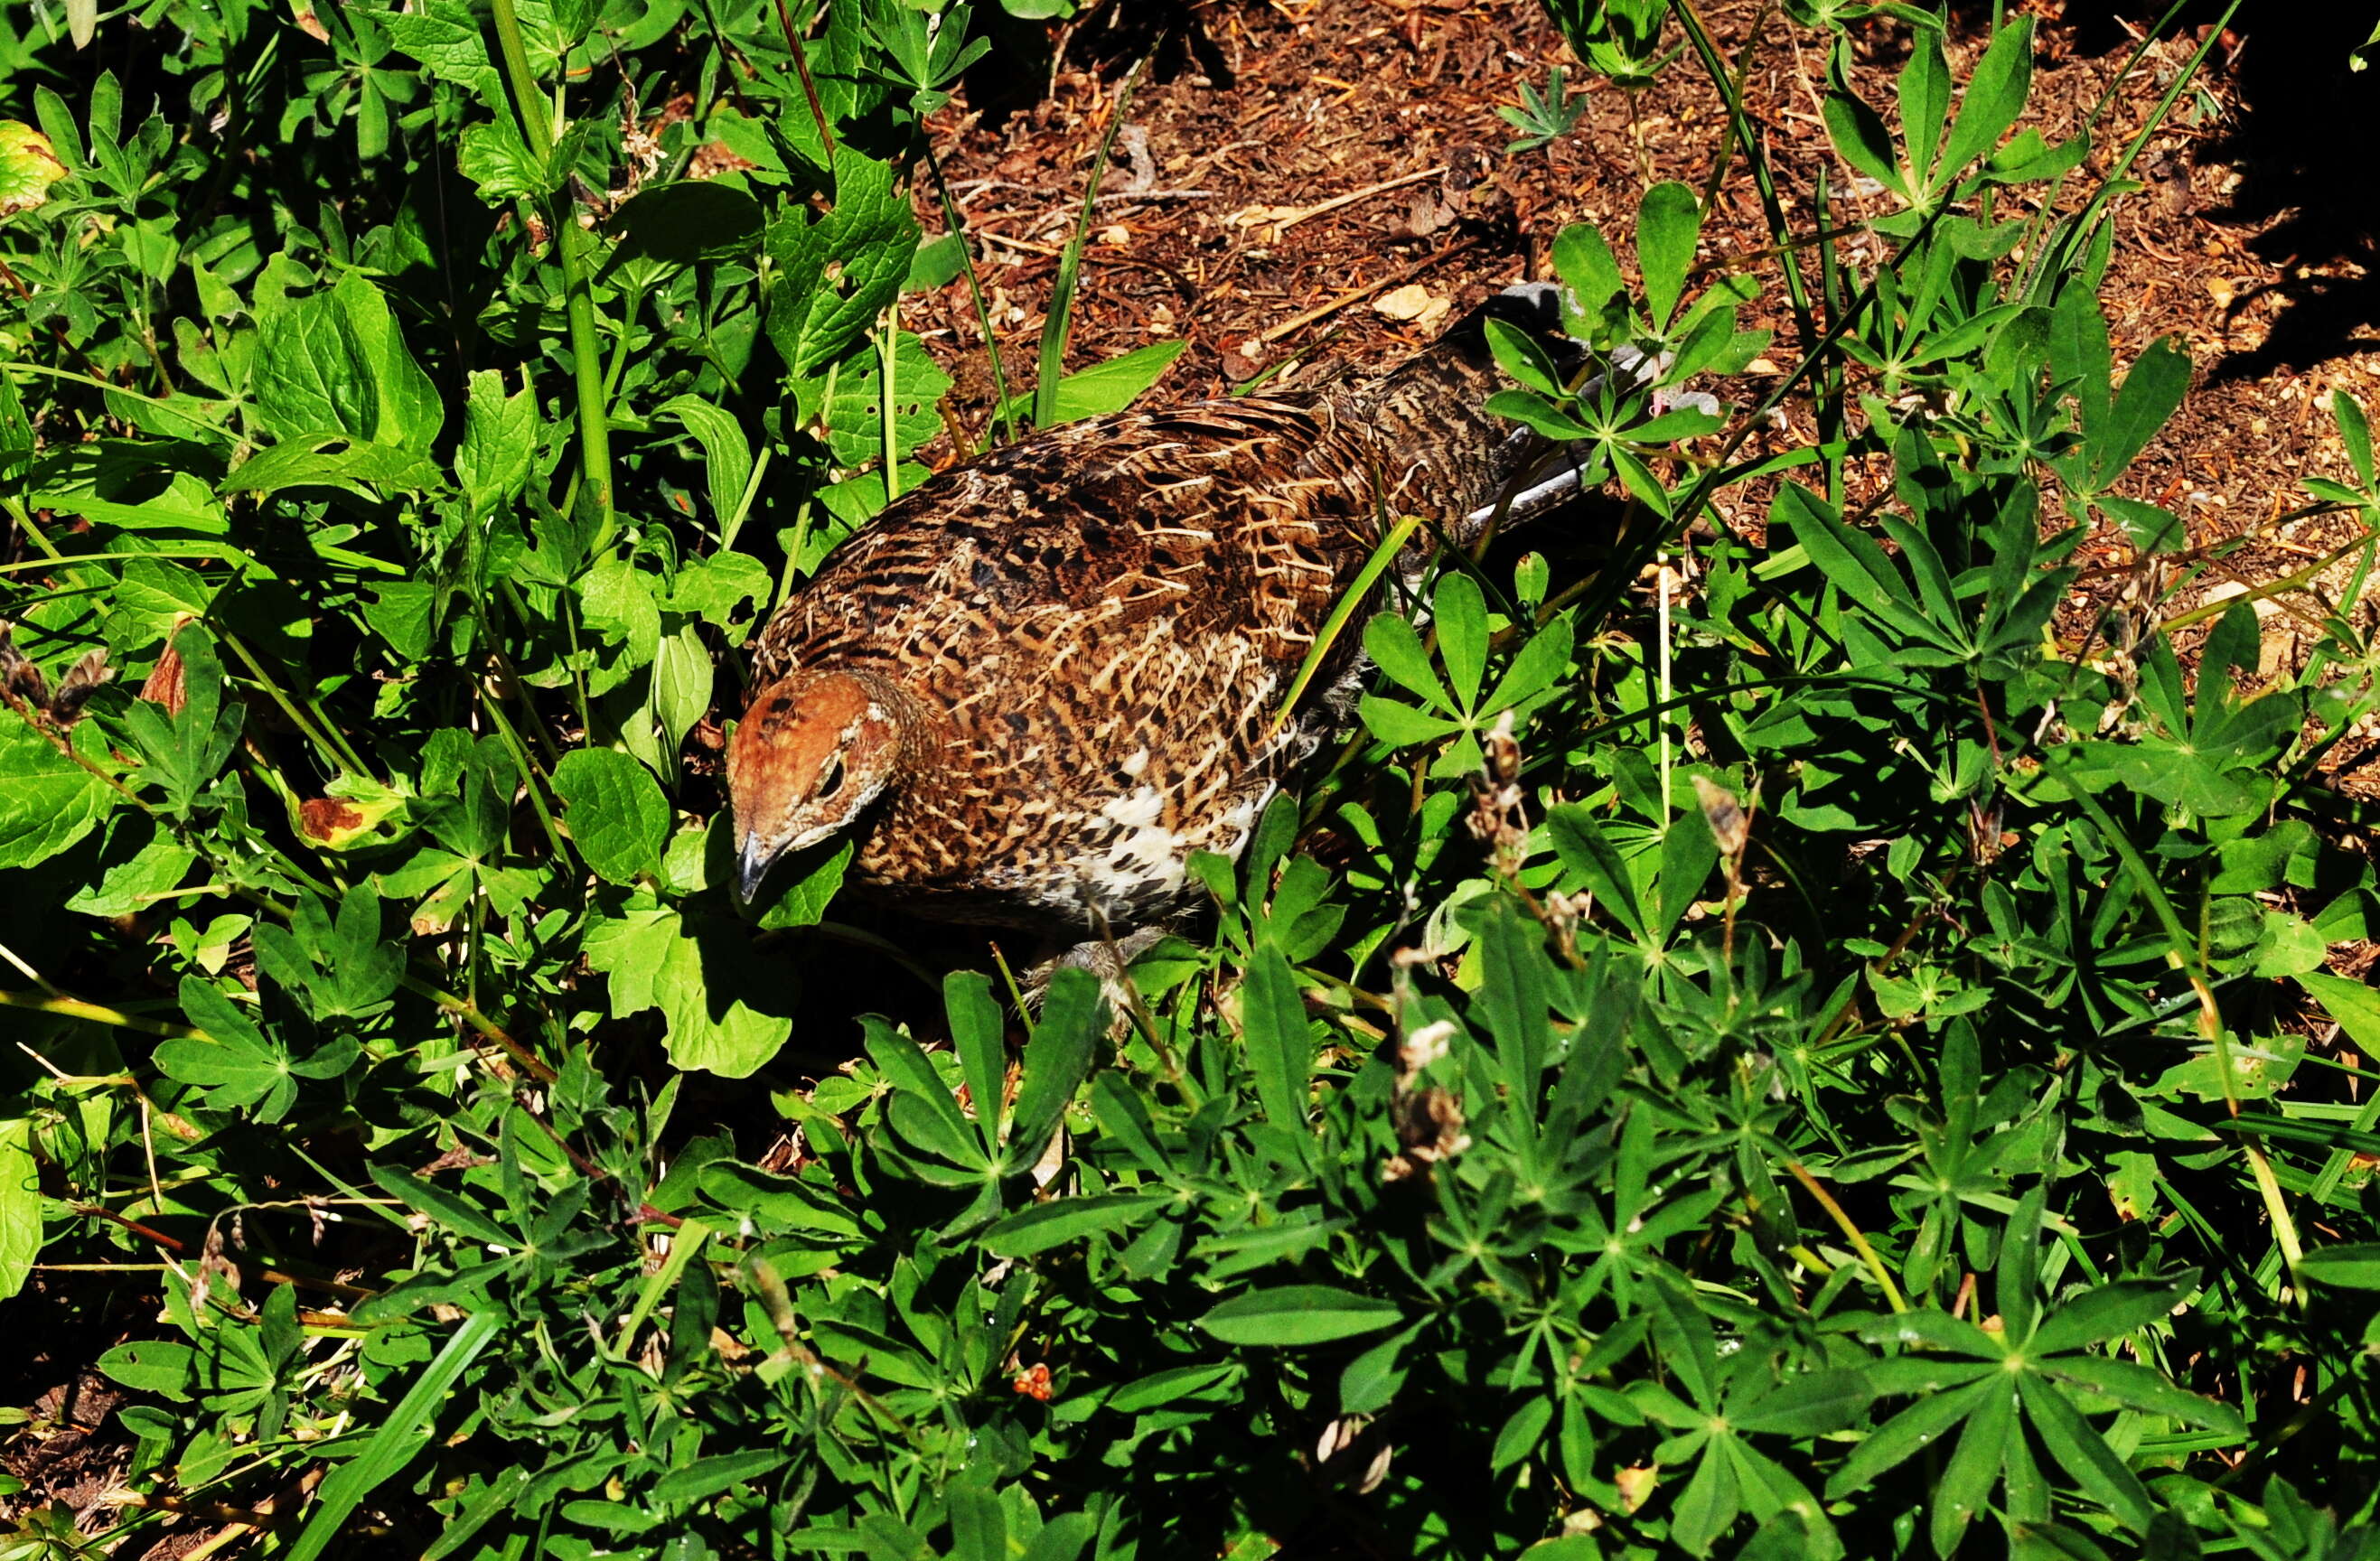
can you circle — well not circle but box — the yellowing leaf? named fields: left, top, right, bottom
left=0, top=123, right=67, bottom=220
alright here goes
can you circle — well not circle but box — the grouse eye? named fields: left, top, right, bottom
left=815, top=753, right=846, bottom=800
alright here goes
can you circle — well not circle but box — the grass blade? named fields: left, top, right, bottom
left=287, top=1312, right=502, bottom=1561
left=1035, top=57, right=1148, bottom=431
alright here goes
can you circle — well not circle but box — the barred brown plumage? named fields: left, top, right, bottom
left=727, top=283, right=1589, bottom=939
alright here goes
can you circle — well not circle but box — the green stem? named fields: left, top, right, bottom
left=398, top=972, right=556, bottom=1083
left=922, top=136, right=1018, bottom=445
left=0, top=987, right=204, bottom=1040
left=222, top=632, right=368, bottom=780
left=487, top=0, right=614, bottom=541
left=477, top=681, right=573, bottom=870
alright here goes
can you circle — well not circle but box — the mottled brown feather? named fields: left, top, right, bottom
left=734, top=287, right=1585, bottom=933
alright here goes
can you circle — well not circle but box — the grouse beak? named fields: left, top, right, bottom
left=734, top=830, right=782, bottom=910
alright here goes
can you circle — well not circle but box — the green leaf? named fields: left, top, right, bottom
left=2043, top=1355, right=2245, bottom=1434
left=1009, top=967, right=1101, bottom=1169
left=695, top=1162, right=861, bottom=1238
left=1930, top=1371, right=2011, bottom=1557
left=553, top=748, right=669, bottom=885
left=2086, top=335, right=2190, bottom=492
left=1359, top=694, right=1462, bottom=748
left=999, top=340, right=1189, bottom=427
left=1110, top=1361, right=1242, bottom=1414
left=253, top=270, right=443, bottom=451
left=1635, top=182, right=1701, bottom=332
left=1732, top=1369, right=1874, bottom=1436
left=2029, top=1276, right=2194, bottom=1355
left=286, top=1313, right=503, bottom=1561
left=1896, top=29, right=1950, bottom=184
left=2297, top=970, right=2380, bottom=1059
left=454, top=119, right=547, bottom=201
left=659, top=394, right=755, bottom=533
left=1242, top=948, right=1314, bottom=1144
left=0, top=1119, right=38, bottom=1302
left=457, top=370, right=538, bottom=520
left=1823, top=87, right=1907, bottom=202
left=1551, top=221, right=1625, bottom=321
left=980, top=1194, right=1170, bottom=1257
left=156, top=977, right=299, bottom=1119
left=2094, top=495, right=2184, bottom=553
left=614, top=180, right=765, bottom=266
left=1484, top=388, right=1594, bottom=442
left=2016, top=1372, right=2156, bottom=1532
left=1197, top=1285, right=1403, bottom=1346
left=2301, top=1242, right=2380, bottom=1290
left=1433, top=573, right=1491, bottom=714
left=0, top=717, right=114, bottom=870
left=1937, top=17, right=2034, bottom=183
left=224, top=435, right=440, bottom=497
left=1490, top=1396, right=1553, bottom=1474
left=1826, top=1378, right=1993, bottom=1499
left=96, top=1339, right=195, bottom=1401
left=765, top=151, right=922, bottom=377
left=1363, top=612, right=1450, bottom=708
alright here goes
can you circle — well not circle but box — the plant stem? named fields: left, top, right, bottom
left=2, top=986, right=205, bottom=1039
left=923, top=136, right=1018, bottom=444
left=487, top=0, right=614, bottom=540
left=397, top=973, right=556, bottom=1082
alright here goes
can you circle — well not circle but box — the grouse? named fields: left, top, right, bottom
left=728, top=283, right=1588, bottom=939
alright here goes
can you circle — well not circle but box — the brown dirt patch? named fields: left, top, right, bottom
left=905, top=0, right=2380, bottom=791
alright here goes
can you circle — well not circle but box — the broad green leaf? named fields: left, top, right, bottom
left=1551, top=221, right=1625, bottom=322
left=552, top=748, right=670, bottom=884
left=457, top=370, right=538, bottom=520
left=944, top=969, right=1007, bottom=1163
left=1635, top=182, right=1701, bottom=332
left=660, top=394, right=755, bottom=533
left=0, top=717, right=114, bottom=870
left=696, top=1162, right=861, bottom=1238
left=2016, top=1372, right=2156, bottom=1531
left=1931, top=1375, right=2012, bottom=1556
left=253, top=270, right=442, bottom=451
left=2086, top=335, right=2191, bottom=492
left=2298, top=1242, right=2380, bottom=1290
left=1823, top=87, right=1907, bottom=201
left=614, top=180, right=765, bottom=266
left=2044, top=1355, right=2245, bottom=1434
left=1825, top=1378, right=1993, bottom=1498
left=1363, top=612, right=1450, bottom=708
left=1109, top=1362, right=1242, bottom=1414
left=1197, top=1285, right=1402, bottom=1346
left=979, top=1194, right=1170, bottom=1257
left=1008, top=967, right=1101, bottom=1168
left=96, top=1339, right=195, bottom=1401
left=1897, top=29, right=1950, bottom=183
left=998, top=340, right=1188, bottom=427
left=1732, top=1369, right=1874, bottom=1437
left=765, top=151, right=922, bottom=377
left=223, top=435, right=439, bottom=497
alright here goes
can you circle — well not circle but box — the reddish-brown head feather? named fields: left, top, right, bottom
left=726, top=668, right=911, bottom=904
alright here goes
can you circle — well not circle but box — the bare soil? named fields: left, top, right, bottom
left=907, top=0, right=2380, bottom=790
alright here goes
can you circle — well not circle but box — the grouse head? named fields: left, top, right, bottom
left=726, top=668, right=911, bottom=905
